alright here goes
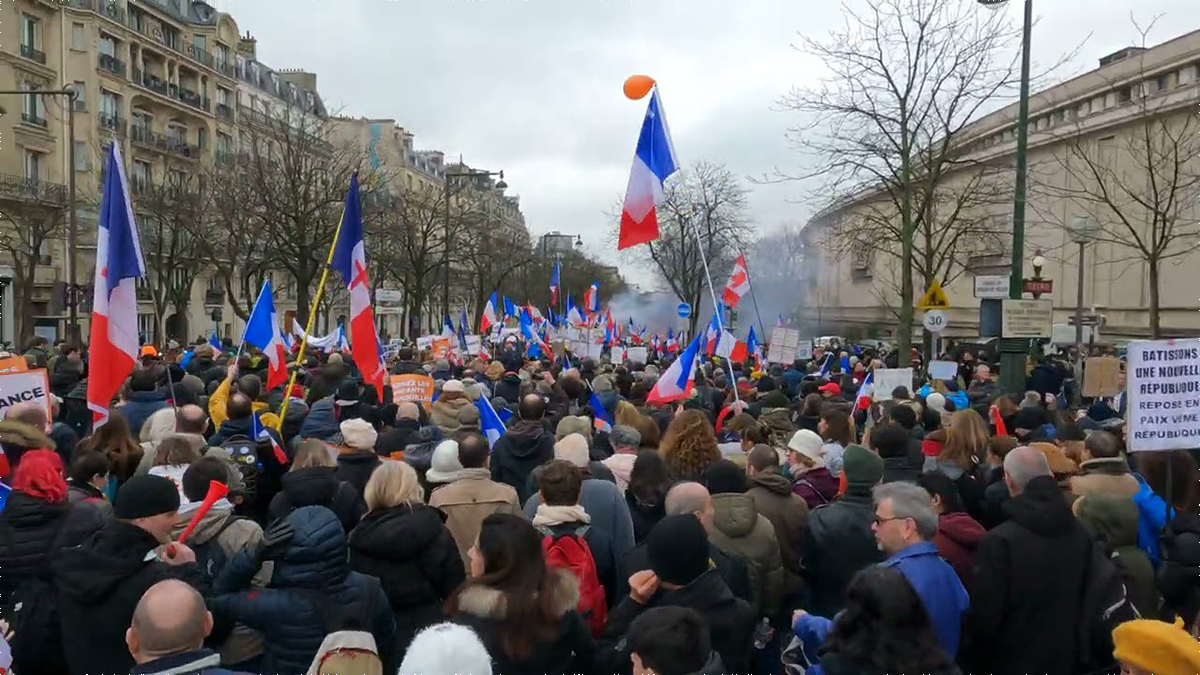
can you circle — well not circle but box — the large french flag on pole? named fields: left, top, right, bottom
left=549, top=256, right=561, bottom=306
left=481, top=292, right=499, bottom=332
left=242, top=280, right=287, bottom=391
left=331, top=173, right=383, bottom=390
left=617, top=87, right=679, bottom=250
left=647, top=331, right=702, bottom=404
left=87, top=141, right=145, bottom=425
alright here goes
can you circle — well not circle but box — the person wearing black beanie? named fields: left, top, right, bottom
left=52, top=474, right=200, bottom=675
left=596, top=514, right=757, bottom=675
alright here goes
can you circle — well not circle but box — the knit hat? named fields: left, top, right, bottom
left=442, top=379, right=465, bottom=394
left=1112, top=619, right=1200, bottom=675
left=340, top=418, right=378, bottom=451
left=841, top=444, right=884, bottom=492
left=399, top=622, right=493, bottom=675
left=647, top=514, right=711, bottom=586
left=787, top=430, right=825, bottom=464
left=554, top=433, right=590, bottom=469
left=555, top=415, right=593, bottom=441
left=425, top=440, right=464, bottom=484
left=334, top=381, right=359, bottom=407
left=115, top=474, right=181, bottom=520
left=925, top=392, right=946, bottom=412
left=592, top=374, right=615, bottom=394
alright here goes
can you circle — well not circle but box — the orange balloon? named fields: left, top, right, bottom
left=623, top=75, right=656, bottom=100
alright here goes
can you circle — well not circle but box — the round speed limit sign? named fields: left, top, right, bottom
left=923, top=309, right=948, bottom=333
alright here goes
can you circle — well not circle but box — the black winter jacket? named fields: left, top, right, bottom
left=54, top=520, right=206, bottom=675
left=798, top=491, right=883, bottom=618
left=451, top=570, right=595, bottom=675
left=964, top=475, right=1092, bottom=675
left=624, top=489, right=666, bottom=544
left=334, top=451, right=382, bottom=502
left=491, top=421, right=555, bottom=504
left=598, top=569, right=756, bottom=675
left=267, top=467, right=364, bottom=532
left=210, top=506, right=397, bottom=675
left=615, top=541, right=752, bottom=605
left=348, top=503, right=466, bottom=661
left=0, top=492, right=105, bottom=608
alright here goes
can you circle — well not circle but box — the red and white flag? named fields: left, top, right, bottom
left=331, top=173, right=383, bottom=391
left=721, top=254, right=752, bottom=308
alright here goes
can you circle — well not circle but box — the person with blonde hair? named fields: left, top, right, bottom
left=349, top=460, right=465, bottom=664
left=926, top=409, right=990, bottom=519
left=266, top=439, right=363, bottom=532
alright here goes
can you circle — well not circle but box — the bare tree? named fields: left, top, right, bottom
left=780, top=0, right=1027, bottom=355
left=0, top=184, right=66, bottom=343
left=513, top=248, right=630, bottom=315
left=616, top=161, right=753, bottom=334
left=196, top=158, right=275, bottom=322
left=132, top=161, right=206, bottom=342
left=457, top=213, right=535, bottom=331
left=1030, top=19, right=1200, bottom=338
left=367, top=180, right=448, bottom=336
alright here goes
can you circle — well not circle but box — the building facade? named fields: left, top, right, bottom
left=1, top=0, right=327, bottom=346
left=801, top=29, right=1200, bottom=341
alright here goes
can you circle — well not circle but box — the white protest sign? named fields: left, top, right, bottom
left=416, top=336, right=433, bottom=350
left=570, top=340, right=589, bottom=357
left=627, top=347, right=649, bottom=364
left=465, top=335, right=483, bottom=355
left=0, top=369, right=52, bottom=421
left=796, top=339, right=813, bottom=361
left=872, top=368, right=914, bottom=401
left=928, top=360, right=959, bottom=381
left=586, top=343, right=604, bottom=360
left=768, top=327, right=802, bottom=364
left=1126, top=339, right=1200, bottom=452
left=610, top=347, right=626, bottom=363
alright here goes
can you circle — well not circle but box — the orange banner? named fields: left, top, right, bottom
left=390, top=373, right=435, bottom=411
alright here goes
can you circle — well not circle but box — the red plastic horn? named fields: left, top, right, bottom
left=990, top=405, right=1008, bottom=437
left=177, top=480, right=229, bottom=544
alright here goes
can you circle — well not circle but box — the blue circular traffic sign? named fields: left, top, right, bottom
left=676, top=303, right=691, bottom=318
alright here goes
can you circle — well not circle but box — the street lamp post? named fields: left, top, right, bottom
left=1069, top=217, right=1101, bottom=402
left=442, top=168, right=506, bottom=322
left=979, top=0, right=1034, bottom=395
left=0, top=86, right=79, bottom=346
left=1030, top=251, right=1046, bottom=299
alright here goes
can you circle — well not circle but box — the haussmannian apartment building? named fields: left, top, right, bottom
left=800, top=28, right=1200, bottom=342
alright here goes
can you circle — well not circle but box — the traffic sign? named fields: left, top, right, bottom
left=676, top=303, right=691, bottom=319
left=973, top=275, right=1010, bottom=299
left=923, top=309, right=948, bottom=333
left=918, top=280, right=950, bottom=310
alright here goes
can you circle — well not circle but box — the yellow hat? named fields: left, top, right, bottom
left=1112, top=619, right=1200, bottom=675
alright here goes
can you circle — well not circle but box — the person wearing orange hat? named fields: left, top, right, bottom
left=140, top=344, right=158, bottom=358
left=1112, top=619, right=1200, bottom=675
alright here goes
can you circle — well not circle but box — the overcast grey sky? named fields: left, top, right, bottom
left=214, top=0, right=1200, bottom=286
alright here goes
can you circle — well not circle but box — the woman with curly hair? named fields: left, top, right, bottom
left=659, top=409, right=720, bottom=482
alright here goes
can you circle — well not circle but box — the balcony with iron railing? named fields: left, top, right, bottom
left=131, top=66, right=170, bottom=97
left=98, top=112, right=127, bottom=137
left=166, top=137, right=199, bottom=160
left=0, top=174, right=68, bottom=206
left=216, top=103, right=234, bottom=121
left=19, top=44, right=46, bottom=65
left=175, top=86, right=210, bottom=113
left=185, top=44, right=214, bottom=69
left=98, top=53, right=126, bottom=77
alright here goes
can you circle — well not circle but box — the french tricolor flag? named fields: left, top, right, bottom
left=481, top=292, right=499, bottom=332
left=241, top=280, right=287, bottom=391
left=566, top=295, right=584, bottom=326
left=590, top=391, right=613, bottom=433
left=617, top=87, right=679, bottom=250
left=583, top=282, right=599, bottom=314
left=647, top=331, right=702, bottom=404
left=331, top=173, right=383, bottom=390
left=87, top=142, right=146, bottom=425
left=549, top=256, right=561, bottom=306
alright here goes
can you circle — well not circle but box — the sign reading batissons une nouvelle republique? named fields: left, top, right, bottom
left=1127, top=339, right=1200, bottom=452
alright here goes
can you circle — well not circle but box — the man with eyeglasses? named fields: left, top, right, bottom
left=871, top=481, right=970, bottom=658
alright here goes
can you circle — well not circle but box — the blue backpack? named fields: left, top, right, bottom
left=1131, top=473, right=1172, bottom=568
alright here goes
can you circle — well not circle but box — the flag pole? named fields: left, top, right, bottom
left=277, top=210, right=347, bottom=432
left=686, top=216, right=740, bottom=403
left=740, top=255, right=768, bottom=345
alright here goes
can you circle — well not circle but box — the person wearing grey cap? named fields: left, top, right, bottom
left=54, top=474, right=201, bottom=675
left=601, top=424, right=642, bottom=494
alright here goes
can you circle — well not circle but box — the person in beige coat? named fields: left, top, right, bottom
left=1069, top=430, right=1139, bottom=500
left=430, top=380, right=473, bottom=434
left=743, top=444, right=808, bottom=597
left=701, top=458, right=785, bottom=619
left=429, top=432, right=521, bottom=567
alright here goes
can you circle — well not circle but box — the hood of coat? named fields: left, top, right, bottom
left=280, top=466, right=341, bottom=508
left=711, top=492, right=759, bottom=539
left=169, top=502, right=236, bottom=546
left=501, top=420, right=551, bottom=458
left=937, top=512, right=986, bottom=549
left=1004, top=475, right=1077, bottom=537
left=748, top=467, right=792, bottom=497
left=455, top=568, right=579, bottom=620
left=1075, top=493, right=1139, bottom=549
left=349, top=503, right=447, bottom=562
left=272, top=505, right=350, bottom=589
left=53, top=520, right=162, bottom=603
left=602, top=453, right=637, bottom=485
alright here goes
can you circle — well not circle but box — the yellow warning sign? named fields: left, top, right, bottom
left=918, top=280, right=950, bottom=310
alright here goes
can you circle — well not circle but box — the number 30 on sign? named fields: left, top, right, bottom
left=923, top=309, right=948, bottom=333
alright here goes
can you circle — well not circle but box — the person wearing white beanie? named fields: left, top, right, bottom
left=426, top=440, right=464, bottom=484
left=398, top=622, right=493, bottom=675
left=925, top=392, right=947, bottom=414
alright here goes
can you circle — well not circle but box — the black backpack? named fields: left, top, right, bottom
left=3, top=516, right=69, bottom=673
left=222, top=435, right=260, bottom=502
left=1076, top=535, right=1141, bottom=674
left=191, top=516, right=246, bottom=584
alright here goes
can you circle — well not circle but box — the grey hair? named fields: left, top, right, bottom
left=1004, top=445, right=1051, bottom=493
left=873, top=482, right=938, bottom=541
left=610, top=424, right=642, bottom=449
left=665, top=482, right=710, bottom=516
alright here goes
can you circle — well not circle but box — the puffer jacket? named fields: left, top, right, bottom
left=0, top=492, right=105, bottom=608
left=298, top=397, right=341, bottom=440
left=268, top=466, right=365, bottom=533
left=1074, top=493, right=1162, bottom=618
left=791, top=466, right=839, bottom=509
left=430, top=395, right=472, bottom=433
left=745, top=467, right=809, bottom=593
left=708, top=492, right=785, bottom=617
left=116, top=390, right=169, bottom=437
left=932, top=511, right=986, bottom=591
left=210, top=506, right=397, bottom=675
left=348, top=503, right=466, bottom=662
left=492, top=420, right=556, bottom=504
left=799, top=491, right=883, bottom=618
left=66, top=479, right=113, bottom=517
